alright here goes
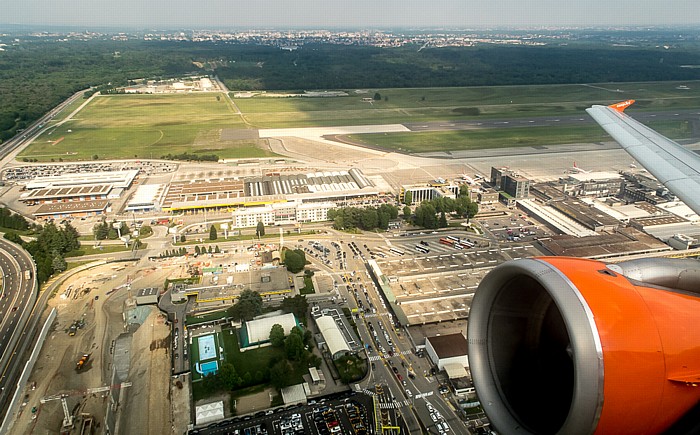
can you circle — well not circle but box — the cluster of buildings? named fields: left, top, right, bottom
left=123, top=76, right=216, bottom=94
left=18, top=170, right=139, bottom=219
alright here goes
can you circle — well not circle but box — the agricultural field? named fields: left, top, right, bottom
left=20, top=93, right=278, bottom=161
left=234, top=80, right=700, bottom=129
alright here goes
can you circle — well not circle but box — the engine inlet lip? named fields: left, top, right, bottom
left=467, top=258, right=604, bottom=435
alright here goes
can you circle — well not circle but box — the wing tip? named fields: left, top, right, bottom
left=608, top=100, right=636, bottom=113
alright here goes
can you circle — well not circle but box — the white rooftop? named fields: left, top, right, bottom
left=316, top=316, right=350, bottom=357
left=195, top=401, right=224, bottom=425
left=246, top=312, right=297, bottom=345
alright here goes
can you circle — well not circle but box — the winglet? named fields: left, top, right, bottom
left=609, top=100, right=635, bottom=113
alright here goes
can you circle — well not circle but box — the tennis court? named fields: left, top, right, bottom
left=198, top=334, right=217, bottom=361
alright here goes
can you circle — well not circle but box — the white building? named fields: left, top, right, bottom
left=315, top=316, right=352, bottom=360
left=245, top=312, right=298, bottom=345
left=425, top=333, right=469, bottom=371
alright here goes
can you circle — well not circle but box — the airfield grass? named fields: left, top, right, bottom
left=18, top=81, right=700, bottom=161
left=20, top=93, right=278, bottom=161
left=347, top=120, right=691, bottom=153
left=234, top=80, right=700, bottom=128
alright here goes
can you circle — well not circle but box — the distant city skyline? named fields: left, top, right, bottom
left=3, top=0, right=700, bottom=30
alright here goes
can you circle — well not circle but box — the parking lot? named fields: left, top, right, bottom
left=195, top=392, right=375, bottom=435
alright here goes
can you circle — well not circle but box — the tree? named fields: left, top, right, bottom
left=439, top=211, right=448, bottom=228
left=466, top=201, right=479, bottom=223
left=403, top=190, right=412, bottom=206
left=269, top=324, right=285, bottom=347
left=231, top=289, right=263, bottom=321
left=52, top=252, right=67, bottom=273
left=209, top=225, right=217, bottom=240
left=218, top=362, right=241, bottom=390
left=139, top=225, right=152, bottom=237
left=256, top=221, right=265, bottom=238
left=284, top=331, right=305, bottom=361
left=284, top=249, right=305, bottom=274
left=179, top=234, right=186, bottom=243
left=403, top=206, right=412, bottom=220
left=459, top=184, right=469, bottom=197
left=373, top=92, right=382, bottom=101
left=269, top=360, right=292, bottom=389
left=194, top=245, right=201, bottom=255
left=215, top=245, right=220, bottom=253
left=281, top=295, right=309, bottom=321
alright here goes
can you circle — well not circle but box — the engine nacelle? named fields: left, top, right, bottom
left=467, top=257, right=700, bottom=435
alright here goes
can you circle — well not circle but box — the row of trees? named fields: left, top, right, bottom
left=327, top=204, right=399, bottom=231
left=92, top=219, right=126, bottom=240
left=161, top=152, right=219, bottom=162
left=4, top=221, right=81, bottom=285
left=410, top=186, right=479, bottom=229
left=4, top=37, right=700, bottom=144
left=0, top=208, right=30, bottom=231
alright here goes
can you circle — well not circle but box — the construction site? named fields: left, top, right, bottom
left=7, top=261, right=182, bottom=435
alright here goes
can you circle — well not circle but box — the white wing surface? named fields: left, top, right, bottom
left=587, top=100, right=700, bottom=215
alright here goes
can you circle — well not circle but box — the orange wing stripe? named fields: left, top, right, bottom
left=609, top=99, right=635, bottom=112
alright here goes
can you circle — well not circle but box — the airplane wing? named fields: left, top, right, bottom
left=587, top=100, right=700, bottom=215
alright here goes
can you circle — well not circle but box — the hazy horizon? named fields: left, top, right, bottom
left=3, top=0, right=699, bottom=30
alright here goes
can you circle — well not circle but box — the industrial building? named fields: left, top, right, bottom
left=425, top=333, right=469, bottom=371
left=401, top=183, right=459, bottom=204
left=490, top=167, right=530, bottom=199
left=25, top=170, right=138, bottom=190
left=135, top=287, right=160, bottom=305
left=33, top=199, right=110, bottom=219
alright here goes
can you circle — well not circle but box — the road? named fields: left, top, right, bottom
left=314, top=236, right=470, bottom=434
left=0, top=239, right=36, bottom=417
left=0, top=88, right=89, bottom=165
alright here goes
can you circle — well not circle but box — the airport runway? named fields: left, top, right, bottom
left=402, top=109, right=700, bottom=132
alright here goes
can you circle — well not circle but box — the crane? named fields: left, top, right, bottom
left=39, top=382, right=132, bottom=431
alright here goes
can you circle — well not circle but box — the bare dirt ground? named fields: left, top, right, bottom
left=119, top=309, right=171, bottom=435
left=172, top=373, right=192, bottom=434
left=9, top=261, right=185, bottom=435
left=10, top=263, right=132, bottom=434
left=233, top=387, right=275, bottom=415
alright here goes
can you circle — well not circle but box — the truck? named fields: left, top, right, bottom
left=76, top=354, right=90, bottom=371
left=24, top=270, right=32, bottom=280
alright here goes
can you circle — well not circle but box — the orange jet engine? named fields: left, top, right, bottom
left=467, top=257, right=700, bottom=435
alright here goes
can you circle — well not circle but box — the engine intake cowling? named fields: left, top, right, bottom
left=467, top=257, right=700, bottom=435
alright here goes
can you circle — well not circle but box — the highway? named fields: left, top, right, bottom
left=0, top=239, right=36, bottom=403
left=0, top=88, right=89, bottom=164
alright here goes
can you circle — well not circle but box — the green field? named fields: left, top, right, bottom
left=21, top=93, right=278, bottom=161
left=19, top=81, right=700, bottom=160
left=347, top=120, right=692, bottom=153
left=234, top=81, right=700, bottom=128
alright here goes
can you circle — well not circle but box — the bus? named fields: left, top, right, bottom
left=439, top=238, right=454, bottom=247
left=389, top=247, right=405, bottom=256
left=415, top=245, right=430, bottom=254
left=446, top=235, right=460, bottom=242
left=459, top=239, right=475, bottom=248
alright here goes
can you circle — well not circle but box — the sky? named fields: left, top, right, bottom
left=3, top=0, right=699, bottom=30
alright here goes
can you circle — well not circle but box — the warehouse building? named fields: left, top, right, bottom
left=135, top=287, right=160, bottom=305
left=425, top=333, right=469, bottom=371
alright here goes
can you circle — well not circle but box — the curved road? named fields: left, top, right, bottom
left=0, top=239, right=36, bottom=394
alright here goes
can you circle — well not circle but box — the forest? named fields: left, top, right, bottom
left=2, top=38, right=700, bottom=142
